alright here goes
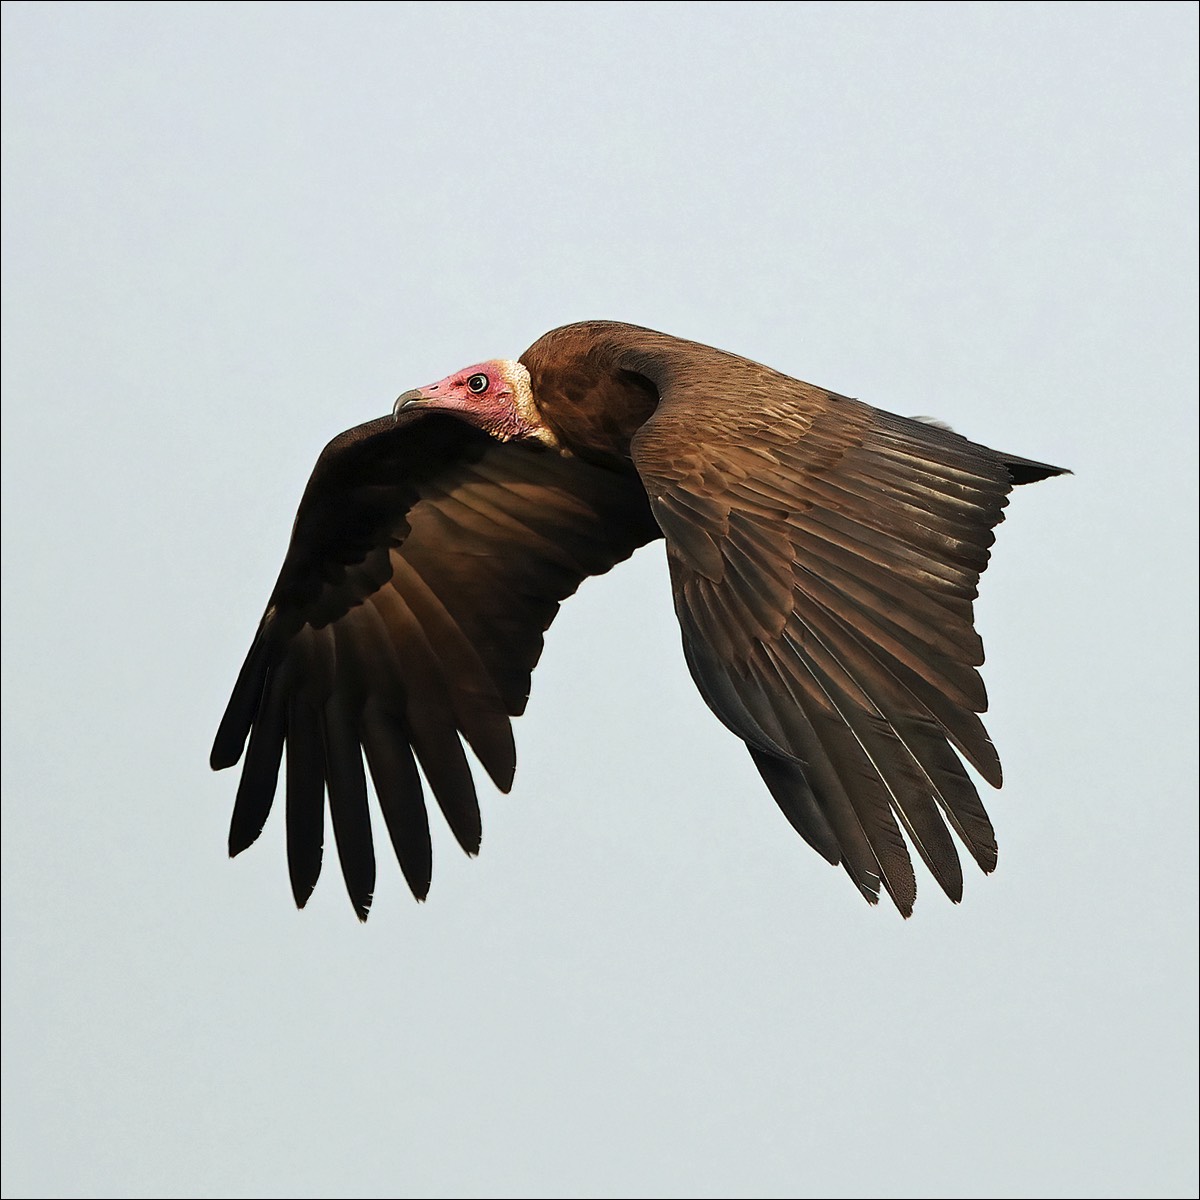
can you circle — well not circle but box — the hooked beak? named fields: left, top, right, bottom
left=392, top=388, right=428, bottom=419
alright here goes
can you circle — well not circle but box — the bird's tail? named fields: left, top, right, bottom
left=1000, top=453, right=1071, bottom=485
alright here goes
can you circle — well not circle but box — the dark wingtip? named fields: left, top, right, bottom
left=211, top=707, right=250, bottom=771
left=942, top=875, right=965, bottom=905
left=847, top=865, right=882, bottom=907
left=211, top=629, right=271, bottom=771
left=210, top=744, right=238, bottom=772
left=890, top=891, right=915, bottom=919
left=291, top=877, right=318, bottom=911
left=228, top=796, right=270, bottom=858
left=1005, top=458, right=1072, bottom=486
left=980, top=843, right=999, bottom=877
left=405, top=874, right=431, bottom=903
left=881, top=879, right=913, bottom=918
left=228, top=830, right=255, bottom=859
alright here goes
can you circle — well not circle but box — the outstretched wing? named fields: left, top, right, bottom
left=625, top=343, right=1064, bottom=915
left=212, top=409, right=660, bottom=918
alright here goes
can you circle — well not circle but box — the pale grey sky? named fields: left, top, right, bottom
left=2, top=3, right=1196, bottom=1198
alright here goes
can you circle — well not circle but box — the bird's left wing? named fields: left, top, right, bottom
left=212, top=410, right=659, bottom=918
left=624, top=344, right=1061, bottom=915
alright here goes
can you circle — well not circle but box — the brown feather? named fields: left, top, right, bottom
left=212, top=407, right=660, bottom=909
left=214, top=320, right=1064, bottom=916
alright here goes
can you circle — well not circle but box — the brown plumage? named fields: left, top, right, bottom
left=211, top=320, right=1066, bottom=919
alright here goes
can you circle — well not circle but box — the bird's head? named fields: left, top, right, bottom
left=393, top=359, right=558, bottom=447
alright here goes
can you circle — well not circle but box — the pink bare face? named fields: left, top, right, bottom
left=393, top=358, right=548, bottom=444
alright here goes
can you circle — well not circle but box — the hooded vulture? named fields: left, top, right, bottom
left=211, top=321, right=1066, bottom=919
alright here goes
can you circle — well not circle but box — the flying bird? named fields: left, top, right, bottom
left=211, top=321, right=1065, bottom=919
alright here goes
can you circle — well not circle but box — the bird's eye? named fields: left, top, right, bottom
left=466, top=373, right=489, bottom=394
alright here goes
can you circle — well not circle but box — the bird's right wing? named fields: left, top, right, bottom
left=628, top=350, right=1053, bottom=914
left=212, top=409, right=660, bottom=917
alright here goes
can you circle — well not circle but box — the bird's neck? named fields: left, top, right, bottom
left=522, top=343, right=661, bottom=469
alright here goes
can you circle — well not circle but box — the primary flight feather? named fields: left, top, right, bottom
left=211, top=321, right=1066, bottom=918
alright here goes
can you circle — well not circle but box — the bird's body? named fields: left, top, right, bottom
left=212, top=321, right=1066, bottom=918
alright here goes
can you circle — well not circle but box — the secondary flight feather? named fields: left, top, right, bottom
left=211, top=321, right=1066, bottom=918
